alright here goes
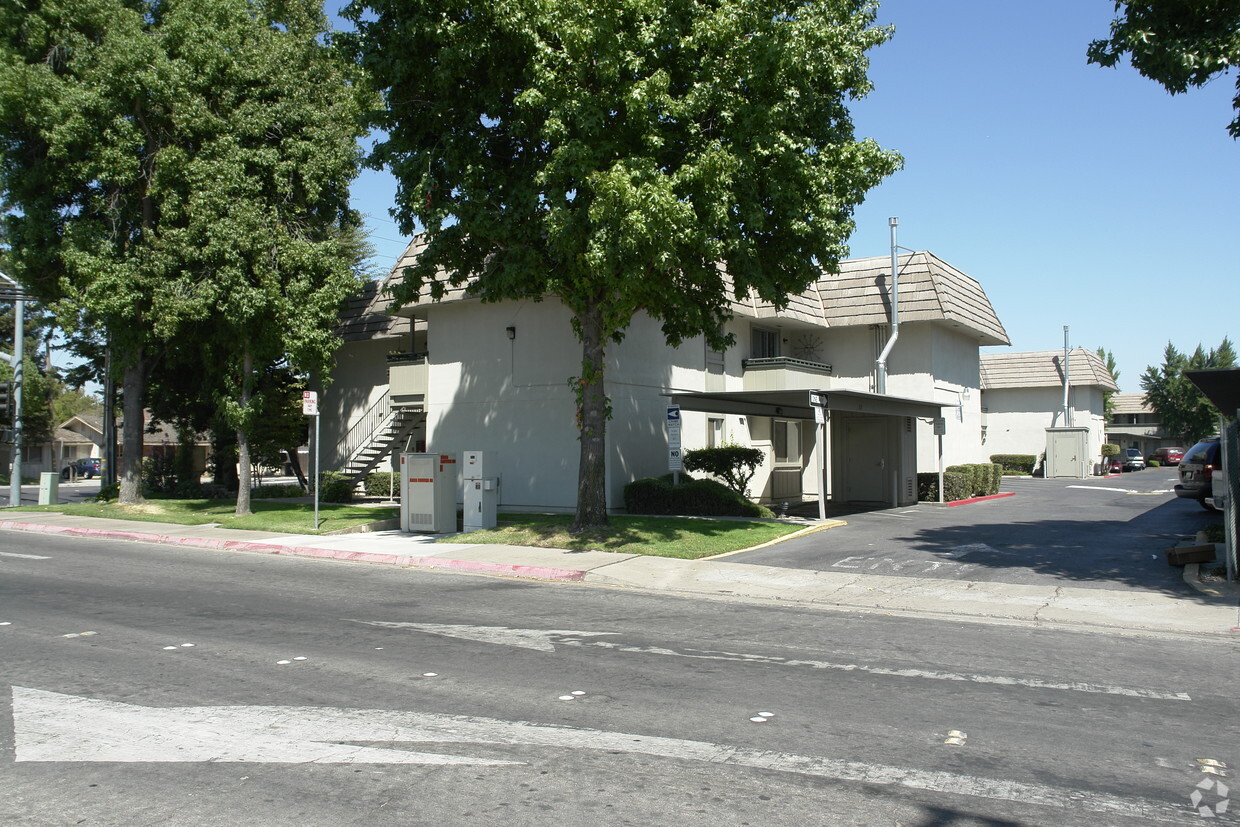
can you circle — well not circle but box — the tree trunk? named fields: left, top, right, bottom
left=235, top=348, right=253, bottom=516
left=118, top=355, right=146, bottom=504
left=571, top=301, right=609, bottom=532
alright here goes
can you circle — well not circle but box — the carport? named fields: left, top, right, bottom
left=667, top=388, right=950, bottom=519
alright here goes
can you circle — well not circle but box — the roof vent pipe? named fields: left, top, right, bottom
left=1062, top=326, right=1071, bottom=426
left=876, top=216, right=900, bottom=394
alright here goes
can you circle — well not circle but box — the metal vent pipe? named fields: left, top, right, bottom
left=876, top=216, right=900, bottom=394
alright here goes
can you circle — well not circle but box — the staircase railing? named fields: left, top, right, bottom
left=337, top=392, right=392, bottom=470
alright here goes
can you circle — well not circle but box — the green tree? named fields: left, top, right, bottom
left=1096, top=346, right=1120, bottom=422
left=0, top=0, right=367, bottom=508
left=1141, top=338, right=1237, bottom=444
left=343, top=0, right=900, bottom=530
left=1088, top=1, right=1240, bottom=138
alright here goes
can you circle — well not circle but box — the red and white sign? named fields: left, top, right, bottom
left=302, top=391, right=318, bottom=416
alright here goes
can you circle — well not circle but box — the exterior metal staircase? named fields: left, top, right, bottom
left=340, top=403, right=424, bottom=485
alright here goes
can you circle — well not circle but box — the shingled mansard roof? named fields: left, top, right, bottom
left=979, top=348, right=1119, bottom=392
left=365, top=240, right=1010, bottom=346
left=1110, top=392, right=1152, bottom=415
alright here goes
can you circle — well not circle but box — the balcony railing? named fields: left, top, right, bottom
left=741, top=356, right=833, bottom=392
left=388, top=351, right=428, bottom=407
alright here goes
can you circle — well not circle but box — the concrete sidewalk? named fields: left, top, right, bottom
left=2, top=512, right=1237, bottom=639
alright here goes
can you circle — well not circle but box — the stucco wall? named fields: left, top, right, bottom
left=322, top=336, right=399, bottom=470
left=982, top=385, right=1108, bottom=467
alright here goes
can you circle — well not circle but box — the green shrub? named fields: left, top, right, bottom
left=141, top=452, right=178, bottom=496
left=1100, top=443, right=1120, bottom=458
left=682, top=446, right=765, bottom=496
left=1147, top=460, right=1161, bottom=468
left=917, top=471, right=970, bottom=502
left=319, top=471, right=354, bottom=503
left=945, top=463, right=1001, bottom=497
left=623, top=476, right=774, bottom=518
left=989, top=454, right=1037, bottom=474
left=1202, top=524, right=1225, bottom=543
left=93, top=483, right=120, bottom=502
left=364, top=471, right=397, bottom=497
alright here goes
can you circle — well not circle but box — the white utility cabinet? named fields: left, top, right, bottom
left=462, top=450, right=498, bottom=532
left=399, top=452, right=458, bottom=533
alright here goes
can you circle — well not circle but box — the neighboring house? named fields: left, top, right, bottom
left=324, top=243, right=1012, bottom=513
left=1106, top=393, right=1179, bottom=456
left=9, top=413, right=212, bottom=479
left=979, top=349, right=1119, bottom=473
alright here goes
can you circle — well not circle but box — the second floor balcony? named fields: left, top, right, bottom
left=742, top=356, right=833, bottom=392
left=387, top=351, right=428, bottom=407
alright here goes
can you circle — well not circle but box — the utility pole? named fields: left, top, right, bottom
left=0, top=272, right=28, bottom=506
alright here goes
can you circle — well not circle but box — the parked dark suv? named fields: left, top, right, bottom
left=60, top=457, right=101, bottom=480
left=1174, top=438, right=1221, bottom=511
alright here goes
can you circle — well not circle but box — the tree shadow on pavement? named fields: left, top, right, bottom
left=905, top=498, right=1225, bottom=602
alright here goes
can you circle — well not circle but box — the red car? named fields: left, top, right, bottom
left=1145, top=447, right=1185, bottom=467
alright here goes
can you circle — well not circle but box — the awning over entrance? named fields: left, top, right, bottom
left=666, top=388, right=949, bottom=420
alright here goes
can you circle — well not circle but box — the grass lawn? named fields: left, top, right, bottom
left=442, top=513, right=806, bottom=559
left=9, top=499, right=397, bottom=535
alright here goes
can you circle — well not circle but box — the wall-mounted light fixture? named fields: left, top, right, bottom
left=506, top=326, right=516, bottom=340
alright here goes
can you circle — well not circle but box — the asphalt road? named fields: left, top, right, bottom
left=737, top=470, right=1221, bottom=595
left=2, top=530, right=1236, bottom=825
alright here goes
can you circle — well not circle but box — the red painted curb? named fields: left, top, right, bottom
left=944, top=492, right=1017, bottom=507
left=0, top=520, right=588, bottom=582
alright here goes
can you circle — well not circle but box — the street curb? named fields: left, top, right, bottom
left=702, top=519, right=847, bottom=560
left=0, top=520, right=589, bottom=583
left=920, top=492, right=1017, bottom=507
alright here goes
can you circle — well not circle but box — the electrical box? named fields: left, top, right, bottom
left=462, top=450, right=498, bottom=532
left=399, top=452, right=458, bottom=533
left=38, top=472, right=58, bottom=506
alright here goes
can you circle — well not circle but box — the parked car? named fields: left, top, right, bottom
left=1121, top=448, right=1146, bottom=471
left=1103, top=455, right=1123, bottom=475
left=60, top=457, right=101, bottom=480
left=1145, top=446, right=1185, bottom=467
left=1175, top=437, right=1221, bottom=511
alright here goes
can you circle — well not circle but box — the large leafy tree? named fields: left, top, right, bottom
left=1141, top=338, right=1237, bottom=444
left=0, top=0, right=367, bottom=508
left=1088, top=1, right=1240, bottom=138
left=343, top=0, right=900, bottom=530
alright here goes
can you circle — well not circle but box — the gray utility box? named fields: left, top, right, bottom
left=38, top=472, right=59, bottom=506
left=399, top=452, right=458, bottom=533
left=462, top=450, right=498, bottom=532
left=1044, top=427, right=1090, bottom=479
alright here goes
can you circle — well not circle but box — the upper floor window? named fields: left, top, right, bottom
left=752, top=326, right=779, bottom=359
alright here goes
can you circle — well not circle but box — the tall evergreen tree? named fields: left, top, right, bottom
left=1141, top=338, right=1236, bottom=444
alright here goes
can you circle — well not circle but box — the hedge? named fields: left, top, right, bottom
left=944, top=462, right=1002, bottom=498
left=319, top=471, right=354, bottom=503
left=917, top=471, right=970, bottom=503
left=623, top=475, right=774, bottom=518
left=988, top=454, right=1037, bottom=475
left=364, top=471, right=397, bottom=497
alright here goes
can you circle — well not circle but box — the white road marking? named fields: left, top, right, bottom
left=350, top=621, right=1191, bottom=702
left=1067, top=486, right=1130, bottom=493
left=0, top=551, right=51, bottom=560
left=351, top=620, right=618, bottom=652
left=9, top=687, right=1193, bottom=822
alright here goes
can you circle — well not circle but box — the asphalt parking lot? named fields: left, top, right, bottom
left=733, top=469, right=1222, bottom=595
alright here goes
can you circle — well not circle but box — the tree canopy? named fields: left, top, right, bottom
left=343, top=0, right=900, bottom=529
left=1, top=0, right=367, bottom=506
left=1088, top=1, right=1240, bottom=138
left=1141, top=338, right=1236, bottom=444
left=1096, top=346, right=1120, bottom=422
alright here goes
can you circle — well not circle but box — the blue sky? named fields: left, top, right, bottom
left=338, top=1, right=1238, bottom=393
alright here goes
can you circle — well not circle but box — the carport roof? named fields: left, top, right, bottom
left=666, top=388, right=949, bottom=420
left=1185, top=368, right=1240, bottom=417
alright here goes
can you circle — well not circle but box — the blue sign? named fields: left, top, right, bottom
left=667, top=406, right=681, bottom=422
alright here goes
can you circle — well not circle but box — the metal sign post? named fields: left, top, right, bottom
left=303, top=391, right=319, bottom=530
left=666, top=406, right=682, bottom=485
left=810, top=392, right=828, bottom=521
left=933, top=416, right=947, bottom=503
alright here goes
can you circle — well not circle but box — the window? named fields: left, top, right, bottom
left=773, top=419, right=800, bottom=463
left=752, top=327, right=779, bottom=359
left=707, top=417, right=724, bottom=448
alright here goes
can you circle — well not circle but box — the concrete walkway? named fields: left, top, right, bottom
left=2, top=512, right=1237, bottom=639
